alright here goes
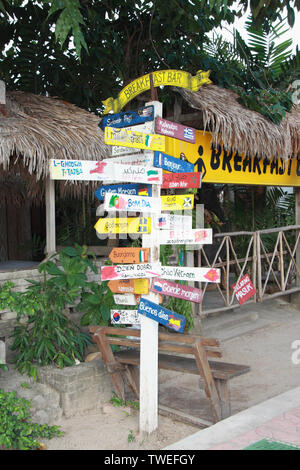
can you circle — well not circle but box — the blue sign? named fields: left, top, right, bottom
left=99, top=105, right=154, bottom=130
left=138, top=297, right=186, bottom=333
left=153, top=151, right=194, bottom=173
left=95, top=183, right=152, bottom=201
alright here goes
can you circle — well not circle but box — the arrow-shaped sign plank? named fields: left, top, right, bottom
left=109, top=247, right=150, bottom=264
left=108, top=279, right=149, bottom=294
left=101, top=262, right=161, bottom=281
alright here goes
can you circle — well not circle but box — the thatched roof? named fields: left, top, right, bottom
left=174, top=84, right=300, bottom=161
left=0, top=91, right=110, bottom=203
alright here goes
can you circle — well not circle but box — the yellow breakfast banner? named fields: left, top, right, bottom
left=164, top=131, right=300, bottom=187
left=102, top=69, right=211, bottom=114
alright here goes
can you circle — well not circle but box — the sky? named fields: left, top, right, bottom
left=221, top=5, right=300, bottom=52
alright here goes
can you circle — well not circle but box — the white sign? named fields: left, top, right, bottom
left=104, top=193, right=161, bottom=213
left=156, top=214, right=193, bottom=231
left=111, top=122, right=154, bottom=155
left=113, top=294, right=138, bottom=305
left=101, top=262, right=162, bottom=281
left=49, top=159, right=162, bottom=184
left=104, top=152, right=153, bottom=166
left=160, top=265, right=221, bottom=283
left=111, top=310, right=140, bottom=324
left=143, top=228, right=212, bottom=246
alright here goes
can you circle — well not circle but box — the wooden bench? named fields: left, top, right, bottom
left=89, top=325, right=250, bottom=427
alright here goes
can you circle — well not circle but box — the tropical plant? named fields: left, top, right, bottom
left=0, top=245, right=97, bottom=378
left=0, top=388, right=63, bottom=450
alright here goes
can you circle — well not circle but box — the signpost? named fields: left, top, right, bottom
left=105, top=127, right=166, bottom=152
left=162, top=172, right=201, bottom=189
left=151, top=277, right=202, bottom=303
left=99, top=105, right=154, bottom=130
left=94, top=217, right=151, bottom=235
left=153, top=151, right=194, bottom=173
left=104, top=193, right=161, bottom=213
left=50, top=159, right=162, bottom=184
left=138, top=297, right=186, bottom=333
left=155, top=117, right=196, bottom=143
left=161, top=194, right=194, bottom=211
left=109, top=247, right=150, bottom=264
left=108, top=279, right=149, bottom=294
left=101, top=262, right=162, bottom=281
left=111, top=309, right=140, bottom=324
left=94, top=183, right=152, bottom=201
left=160, top=265, right=221, bottom=283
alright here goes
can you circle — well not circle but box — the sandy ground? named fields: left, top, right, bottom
left=43, top=298, right=300, bottom=451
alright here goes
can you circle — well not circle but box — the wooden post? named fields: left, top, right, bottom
left=139, top=100, right=162, bottom=435
left=45, top=177, right=56, bottom=255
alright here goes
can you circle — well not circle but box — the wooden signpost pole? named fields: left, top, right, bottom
left=139, top=99, right=162, bottom=435
left=45, top=177, right=56, bottom=255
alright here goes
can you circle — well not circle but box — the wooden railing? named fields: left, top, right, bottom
left=197, top=225, right=300, bottom=316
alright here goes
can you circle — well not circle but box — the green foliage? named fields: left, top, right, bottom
left=0, top=388, right=63, bottom=450
left=78, top=280, right=114, bottom=327
left=0, top=245, right=98, bottom=378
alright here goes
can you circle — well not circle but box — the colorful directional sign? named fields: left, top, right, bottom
left=113, top=294, right=138, bottom=306
left=111, top=122, right=154, bottom=156
left=160, top=265, right=221, bottom=283
left=111, top=309, right=140, bottom=324
left=157, top=228, right=212, bottom=245
left=99, top=105, right=154, bottom=130
left=95, top=183, right=152, bottom=201
left=153, top=151, right=194, bottom=173
left=101, top=262, right=162, bottom=281
left=105, top=127, right=165, bottom=152
left=108, top=279, right=149, bottom=294
left=232, top=274, right=256, bottom=305
left=104, top=193, right=161, bottom=213
left=50, top=159, right=162, bottom=184
left=109, top=247, right=150, bottom=264
left=161, top=194, right=194, bottom=211
left=155, top=117, right=196, bottom=143
left=151, top=277, right=202, bottom=303
left=138, top=297, right=186, bottom=333
left=156, top=214, right=192, bottom=231
left=94, top=217, right=151, bottom=235
left=162, top=172, right=202, bottom=189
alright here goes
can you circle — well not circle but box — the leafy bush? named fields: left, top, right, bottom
left=0, top=388, right=63, bottom=450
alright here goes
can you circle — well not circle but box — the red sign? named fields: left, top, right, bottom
left=155, top=117, right=196, bottom=143
left=162, top=172, right=202, bottom=189
left=232, top=274, right=256, bottom=305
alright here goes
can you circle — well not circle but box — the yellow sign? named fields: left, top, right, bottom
left=164, top=131, right=300, bottom=187
left=105, top=127, right=165, bottom=152
left=161, top=194, right=194, bottom=211
left=95, top=217, right=151, bottom=235
left=102, top=69, right=211, bottom=114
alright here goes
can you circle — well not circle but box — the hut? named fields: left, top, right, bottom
left=0, top=90, right=109, bottom=264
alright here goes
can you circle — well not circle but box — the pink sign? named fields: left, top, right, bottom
left=155, top=117, right=196, bottom=143
left=162, top=172, right=202, bottom=189
left=151, top=277, right=202, bottom=303
left=232, top=274, right=256, bottom=305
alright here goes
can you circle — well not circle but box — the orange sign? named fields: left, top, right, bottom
left=108, top=278, right=149, bottom=294
left=109, top=247, right=150, bottom=264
